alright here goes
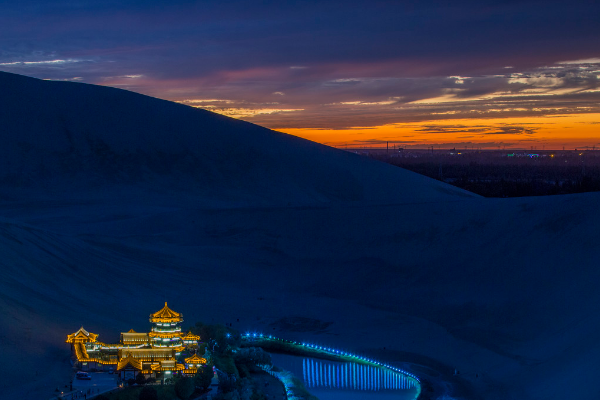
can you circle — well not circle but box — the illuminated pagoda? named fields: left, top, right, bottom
left=66, top=303, right=206, bottom=381
left=182, top=331, right=201, bottom=347
left=184, top=354, right=208, bottom=370
left=67, top=327, right=98, bottom=344
left=149, top=302, right=184, bottom=347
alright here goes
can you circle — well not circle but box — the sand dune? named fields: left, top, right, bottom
left=0, top=72, right=598, bottom=400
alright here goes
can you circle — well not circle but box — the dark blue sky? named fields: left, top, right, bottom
left=2, top=0, right=599, bottom=147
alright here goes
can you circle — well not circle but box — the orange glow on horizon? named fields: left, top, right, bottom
left=277, top=113, right=600, bottom=150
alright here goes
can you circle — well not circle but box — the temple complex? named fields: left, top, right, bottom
left=66, top=303, right=206, bottom=381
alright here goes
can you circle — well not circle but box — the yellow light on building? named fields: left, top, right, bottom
left=67, top=303, right=203, bottom=378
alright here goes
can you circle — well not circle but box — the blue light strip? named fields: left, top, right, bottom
left=241, top=333, right=421, bottom=386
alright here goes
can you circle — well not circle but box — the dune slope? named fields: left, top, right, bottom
left=0, top=71, right=474, bottom=206
left=0, top=72, right=598, bottom=400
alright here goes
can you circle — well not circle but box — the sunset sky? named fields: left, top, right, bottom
left=1, top=0, right=599, bottom=149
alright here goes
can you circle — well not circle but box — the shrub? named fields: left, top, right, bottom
left=250, top=392, right=267, bottom=400
left=290, top=377, right=318, bottom=400
left=136, top=372, right=146, bottom=385
left=214, top=355, right=239, bottom=379
left=236, top=363, right=250, bottom=378
left=192, top=323, right=239, bottom=356
left=194, top=366, right=213, bottom=390
left=139, top=386, right=158, bottom=400
left=234, top=347, right=272, bottom=366
left=218, top=377, right=237, bottom=394
left=174, top=376, right=195, bottom=400
left=198, top=343, right=208, bottom=355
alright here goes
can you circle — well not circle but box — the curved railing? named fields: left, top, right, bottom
left=241, top=333, right=421, bottom=398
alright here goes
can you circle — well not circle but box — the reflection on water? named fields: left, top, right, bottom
left=270, top=353, right=419, bottom=400
left=302, top=358, right=416, bottom=391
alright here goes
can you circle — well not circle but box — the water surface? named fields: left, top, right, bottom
left=270, top=353, right=419, bottom=400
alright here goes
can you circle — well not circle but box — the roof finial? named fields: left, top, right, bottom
left=165, top=301, right=168, bottom=306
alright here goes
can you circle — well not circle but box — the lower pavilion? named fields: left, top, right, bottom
left=66, top=303, right=206, bottom=381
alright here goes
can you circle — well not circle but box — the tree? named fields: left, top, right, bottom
left=234, top=348, right=271, bottom=366
left=139, top=386, right=158, bottom=400
left=175, top=376, right=195, bottom=400
left=194, top=366, right=213, bottom=390
left=192, top=322, right=240, bottom=357
left=194, top=323, right=229, bottom=354
left=136, top=372, right=146, bottom=385
left=250, top=392, right=267, bottom=400
left=218, top=376, right=237, bottom=394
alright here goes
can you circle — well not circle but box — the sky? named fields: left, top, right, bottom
left=1, top=0, right=599, bottom=149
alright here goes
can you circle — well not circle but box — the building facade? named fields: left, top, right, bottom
left=66, top=303, right=206, bottom=381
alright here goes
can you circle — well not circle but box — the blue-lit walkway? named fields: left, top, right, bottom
left=241, top=333, right=421, bottom=399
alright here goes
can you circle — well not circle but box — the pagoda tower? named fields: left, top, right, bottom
left=148, top=302, right=183, bottom=347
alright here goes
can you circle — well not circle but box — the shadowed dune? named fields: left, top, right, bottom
left=0, top=72, right=599, bottom=400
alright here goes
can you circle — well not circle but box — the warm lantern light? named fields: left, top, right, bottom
left=67, top=303, right=202, bottom=379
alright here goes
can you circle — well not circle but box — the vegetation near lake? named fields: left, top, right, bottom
left=95, top=322, right=288, bottom=400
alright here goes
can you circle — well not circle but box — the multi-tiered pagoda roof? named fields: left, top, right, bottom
left=66, top=303, right=206, bottom=381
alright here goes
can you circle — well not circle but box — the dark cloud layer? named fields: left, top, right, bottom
left=1, top=0, right=600, bottom=133
left=416, top=124, right=538, bottom=135
left=2, top=0, right=599, bottom=76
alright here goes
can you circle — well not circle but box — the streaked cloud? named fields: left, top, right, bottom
left=558, top=58, right=600, bottom=65
left=0, top=0, right=599, bottom=148
left=0, top=58, right=86, bottom=66
left=189, top=107, right=304, bottom=119
left=334, top=100, right=399, bottom=106
left=179, top=99, right=235, bottom=104
left=415, top=124, right=538, bottom=135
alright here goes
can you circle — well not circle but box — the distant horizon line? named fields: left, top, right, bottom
left=334, top=146, right=599, bottom=152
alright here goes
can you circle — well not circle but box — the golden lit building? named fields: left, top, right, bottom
left=66, top=303, right=207, bottom=381
left=149, top=302, right=184, bottom=347
left=182, top=331, right=201, bottom=347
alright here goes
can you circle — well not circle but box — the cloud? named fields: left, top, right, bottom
left=558, top=58, right=600, bottom=65
left=332, top=99, right=399, bottom=106
left=324, top=78, right=364, bottom=86
left=448, top=76, right=470, bottom=84
left=0, top=58, right=86, bottom=66
left=179, top=99, right=234, bottom=104
left=197, top=107, right=304, bottom=118
left=508, top=75, right=565, bottom=87
left=351, top=139, right=417, bottom=144
left=490, top=126, right=537, bottom=135
left=415, top=124, right=538, bottom=135
left=1, top=1, right=599, bottom=133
